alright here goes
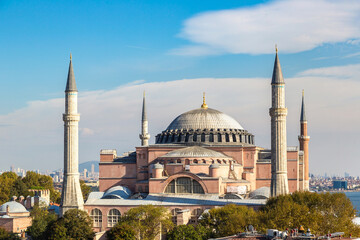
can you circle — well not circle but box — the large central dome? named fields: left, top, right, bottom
left=155, top=103, right=254, bottom=146
left=166, top=108, right=243, bottom=131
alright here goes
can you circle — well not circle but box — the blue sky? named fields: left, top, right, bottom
left=0, top=0, right=359, bottom=175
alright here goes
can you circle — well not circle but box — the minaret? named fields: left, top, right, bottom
left=269, top=47, right=289, bottom=197
left=139, top=92, right=150, bottom=146
left=298, top=90, right=310, bottom=191
left=60, top=54, right=84, bottom=216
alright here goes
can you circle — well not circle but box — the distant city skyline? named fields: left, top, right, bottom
left=0, top=0, right=359, bottom=175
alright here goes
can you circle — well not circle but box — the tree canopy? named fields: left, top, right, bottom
left=106, top=205, right=173, bottom=240
left=198, top=192, right=360, bottom=238
left=80, top=180, right=91, bottom=201
left=27, top=204, right=57, bottom=240
left=259, top=191, right=360, bottom=237
left=48, top=209, right=95, bottom=240
left=167, top=224, right=208, bottom=240
left=0, top=171, right=60, bottom=204
left=199, top=204, right=258, bottom=238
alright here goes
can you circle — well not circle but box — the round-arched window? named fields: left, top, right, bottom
left=107, top=209, right=121, bottom=227
left=90, top=208, right=102, bottom=227
left=165, top=177, right=204, bottom=194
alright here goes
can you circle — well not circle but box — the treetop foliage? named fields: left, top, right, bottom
left=0, top=171, right=60, bottom=204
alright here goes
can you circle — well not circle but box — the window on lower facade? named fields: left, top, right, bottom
left=90, top=208, right=102, bottom=227
left=107, top=209, right=121, bottom=227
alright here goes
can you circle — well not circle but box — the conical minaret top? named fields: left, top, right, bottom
left=140, top=91, right=150, bottom=146
left=65, top=53, right=77, bottom=92
left=271, top=46, right=284, bottom=84
left=142, top=91, right=147, bottom=122
left=300, top=90, right=307, bottom=122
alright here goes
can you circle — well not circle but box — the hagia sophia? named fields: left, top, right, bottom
left=82, top=49, right=310, bottom=231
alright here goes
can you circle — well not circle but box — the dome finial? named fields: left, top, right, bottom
left=275, top=44, right=278, bottom=53
left=201, top=92, right=208, bottom=109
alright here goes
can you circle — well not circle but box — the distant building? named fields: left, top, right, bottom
left=333, top=180, right=347, bottom=190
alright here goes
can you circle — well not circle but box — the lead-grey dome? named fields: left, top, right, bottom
left=0, top=201, right=28, bottom=213
left=155, top=107, right=254, bottom=146
left=166, top=108, right=243, bottom=131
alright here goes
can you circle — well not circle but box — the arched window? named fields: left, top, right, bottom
left=217, top=133, right=222, bottom=142
left=171, top=134, right=175, bottom=142
left=209, top=133, right=214, bottom=142
left=225, top=133, right=230, bottom=142
left=232, top=134, right=236, bottom=142
left=90, top=208, right=102, bottom=227
left=177, top=134, right=182, bottom=142
left=193, top=133, right=197, bottom=142
left=165, top=177, right=204, bottom=194
left=185, top=133, right=189, bottom=142
left=107, top=209, right=121, bottom=227
left=201, top=133, right=205, bottom=142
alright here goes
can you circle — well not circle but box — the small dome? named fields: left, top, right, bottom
left=161, top=146, right=231, bottom=159
left=0, top=201, right=28, bottom=213
left=102, top=186, right=132, bottom=199
left=249, top=187, right=270, bottom=199
left=166, top=108, right=243, bottom=131
left=209, top=163, right=220, bottom=169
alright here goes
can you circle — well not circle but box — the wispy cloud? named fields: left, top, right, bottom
left=297, top=63, right=360, bottom=79
left=172, top=0, right=360, bottom=55
left=342, top=52, right=360, bottom=59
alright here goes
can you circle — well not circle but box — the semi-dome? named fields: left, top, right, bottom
left=166, top=108, right=243, bottom=131
left=102, top=186, right=132, bottom=199
left=155, top=104, right=254, bottom=146
left=161, top=146, right=231, bottom=159
left=0, top=201, right=28, bottom=213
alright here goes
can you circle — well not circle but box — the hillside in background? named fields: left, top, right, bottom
left=79, top=161, right=99, bottom=173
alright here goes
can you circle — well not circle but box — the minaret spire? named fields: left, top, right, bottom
left=300, top=90, right=306, bottom=122
left=299, top=90, right=310, bottom=191
left=60, top=54, right=84, bottom=216
left=65, top=53, right=77, bottom=92
left=139, top=91, right=150, bottom=146
left=269, top=48, right=289, bottom=197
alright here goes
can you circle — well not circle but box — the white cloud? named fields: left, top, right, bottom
left=0, top=64, right=359, bottom=175
left=297, top=63, right=360, bottom=79
left=173, top=0, right=360, bottom=55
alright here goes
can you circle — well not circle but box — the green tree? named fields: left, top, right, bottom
left=0, top=227, right=20, bottom=240
left=0, top=172, right=18, bottom=204
left=107, top=222, right=137, bottom=240
left=167, top=224, right=204, bottom=240
left=22, top=171, right=60, bottom=203
left=48, top=209, right=94, bottom=240
left=259, top=191, right=360, bottom=237
left=80, top=180, right=91, bottom=201
left=27, top=204, right=57, bottom=240
left=199, top=204, right=258, bottom=238
left=47, top=219, right=68, bottom=240
left=121, top=205, right=173, bottom=240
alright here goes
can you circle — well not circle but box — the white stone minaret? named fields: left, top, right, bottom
left=270, top=47, right=289, bottom=197
left=60, top=54, right=84, bottom=216
left=139, top=91, right=150, bottom=146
